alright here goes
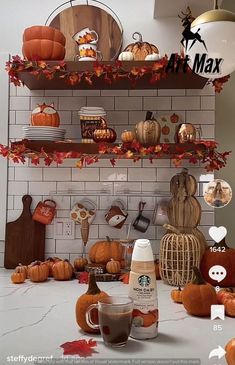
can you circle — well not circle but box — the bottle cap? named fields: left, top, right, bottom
left=131, top=239, right=154, bottom=262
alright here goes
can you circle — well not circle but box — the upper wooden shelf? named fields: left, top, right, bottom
left=18, top=61, right=208, bottom=90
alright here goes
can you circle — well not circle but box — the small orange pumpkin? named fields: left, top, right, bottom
left=15, top=263, right=28, bottom=277
left=106, top=259, right=121, bottom=274
left=182, top=267, right=217, bottom=316
left=11, top=269, right=26, bottom=284
left=28, top=261, right=49, bottom=282
left=171, top=286, right=183, bottom=303
left=121, top=130, right=135, bottom=143
left=74, top=257, right=88, bottom=272
left=89, top=237, right=123, bottom=265
left=217, top=288, right=235, bottom=317
left=75, top=273, right=109, bottom=333
left=44, top=257, right=62, bottom=277
left=31, top=103, right=60, bottom=127
left=225, top=338, right=235, bottom=365
left=52, top=259, right=73, bottom=281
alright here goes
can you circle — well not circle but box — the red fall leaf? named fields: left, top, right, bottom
left=60, top=339, right=97, bottom=357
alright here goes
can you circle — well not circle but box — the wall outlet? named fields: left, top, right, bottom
left=54, top=218, right=75, bottom=240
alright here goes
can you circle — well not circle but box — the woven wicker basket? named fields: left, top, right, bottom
left=159, top=224, right=201, bottom=286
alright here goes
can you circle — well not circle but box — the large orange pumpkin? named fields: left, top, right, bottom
left=124, top=32, right=159, bottom=61
left=217, top=288, right=235, bottom=317
left=28, top=261, right=49, bottom=282
left=200, top=238, right=235, bottom=287
left=44, top=257, right=62, bottom=277
left=75, top=273, right=109, bottom=333
left=22, top=25, right=66, bottom=60
left=182, top=267, right=218, bottom=316
left=89, top=237, right=123, bottom=264
left=31, top=103, right=60, bottom=127
left=52, top=259, right=73, bottom=281
left=226, top=338, right=235, bottom=365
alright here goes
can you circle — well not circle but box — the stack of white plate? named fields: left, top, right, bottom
left=22, top=126, right=66, bottom=141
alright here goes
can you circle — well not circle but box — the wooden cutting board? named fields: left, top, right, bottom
left=4, top=195, right=45, bottom=269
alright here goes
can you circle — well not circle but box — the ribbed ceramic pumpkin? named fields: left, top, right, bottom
left=225, top=338, right=235, bottom=365
left=124, top=32, right=159, bottom=61
left=135, top=111, right=161, bottom=147
left=28, top=261, right=49, bottom=282
left=22, top=26, right=66, bottom=60
left=106, top=259, right=121, bottom=274
left=171, top=287, right=183, bottom=303
left=89, top=237, right=123, bottom=264
left=75, top=273, right=109, bottom=333
left=121, top=130, right=135, bottom=143
left=31, top=103, right=60, bottom=127
left=52, top=259, right=73, bottom=281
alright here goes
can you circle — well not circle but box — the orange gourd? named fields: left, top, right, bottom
left=89, top=237, right=123, bottom=264
left=74, top=257, right=88, bottom=272
left=226, top=338, right=235, bottom=365
left=171, top=286, right=183, bottom=303
left=31, top=103, right=60, bottom=127
left=11, top=267, right=26, bottom=284
left=106, top=259, right=121, bottom=274
left=52, top=259, right=73, bottom=281
left=44, top=257, right=62, bottom=277
left=121, top=130, right=136, bottom=143
left=132, top=309, right=158, bottom=327
left=75, top=273, right=109, bottom=333
left=22, top=26, right=66, bottom=60
left=182, top=267, right=217, bottom=316
left=28, top=261, right=49, bottom=282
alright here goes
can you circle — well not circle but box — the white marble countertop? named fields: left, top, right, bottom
left=0, top=268, right=234, bottom=365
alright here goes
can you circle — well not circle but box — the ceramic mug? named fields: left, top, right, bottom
left=70, top=199, right=96, bottom=224
left=72, top=27, right=99, bottom=45
left=76, top=43, right=102, bottom=61
left=105, top=199, right=128, bottom=229
left=133, top=202, right=150, bottom=233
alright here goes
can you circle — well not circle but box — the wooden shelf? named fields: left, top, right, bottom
left=12, top=141, right=206, bottom=159
left=18, top=61, right=208, bottom=90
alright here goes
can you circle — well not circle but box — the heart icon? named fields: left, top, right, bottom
left=209, top=226, right=227, bottom=243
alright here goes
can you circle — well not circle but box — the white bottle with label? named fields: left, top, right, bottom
left=128, top=239, right=158, bottom=340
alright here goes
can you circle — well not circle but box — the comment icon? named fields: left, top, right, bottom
left=209, top=265, right=227, bottom=283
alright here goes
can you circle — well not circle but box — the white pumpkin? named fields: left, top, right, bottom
left=145, top=53, right=160, bottom=61
left=118, top=51, right=134, bottom=61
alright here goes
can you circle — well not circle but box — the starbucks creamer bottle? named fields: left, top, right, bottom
left=129, top=239, right=158, bottom=339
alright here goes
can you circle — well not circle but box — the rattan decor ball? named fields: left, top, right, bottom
left=159, top=224, right=201, bottom=286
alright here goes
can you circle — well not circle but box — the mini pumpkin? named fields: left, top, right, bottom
left=52, top=259, right=73, bottom=281
left=217, top=288, right=235, bottom=317
left=74, top=257, right=88, bottom=272
left=145, top=53, right=160, bottom=61
left=182, top=267, right=217, bottom=316
left=121, top=130, right=136, bottom=143
left=171, top=286, right=183, bottom=303
left=44, top=257, right=62, bottom=277
left=28, top=261, right=49, bottom=282
left=118, top=51, right=134, bottom=61
left=31, top=103, right=60, bottom=127
left=225, top=338, right=235, bottom=365
left=75, top=273, right=109, bottom=333
left=135, top=111, right=161, bottom=147
left=106, top=259, right=121, bottom=274
left=89, top=237, right=123, bottom=265
left=15, top=263, right=28, bottom=278
left=11, top=270, right=26, bottom=284
left=124, top=32, right=159, bottom=61
left=92, top=118, right=117, bottom=143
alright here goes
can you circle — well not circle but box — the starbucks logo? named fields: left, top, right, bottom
left=138, top=275, right=151, bottom=287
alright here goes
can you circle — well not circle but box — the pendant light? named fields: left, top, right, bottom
left=186, top=0, right=235, bottom=79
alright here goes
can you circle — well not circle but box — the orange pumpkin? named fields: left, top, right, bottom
left=15, top=263, right=28, bottom=277
left=121, top=130, right=136, bottom=143
left=89, top=237, right=123, bottom=264
left=92, top=119, right=117, bottom=143
left=52, top=259, right=73, bottom=281
left=22, top=26, right=65, bottom=60
left=28, top=261, right=49, bottom=282
left=124, top=32, right=159, bottom=61
left=106, top=259, right=121, bottom=274
left=182, top=267, right=218, bottom=316
left=217, top=288, right=235, bottom=317
left=74, top=257, right=88, bottom=272
left=31, top=103, right=60, bottom=127
left=44, top=257, right=62, bottom=277
left=171, top=286, right=183, bottom=303
left=11, top=268, right=26, bottom=284
left=75, top=273, right=109, bottom=333
left=132, top=309, right=158, bottom=327
left=226, top=338, right=235, bottom=365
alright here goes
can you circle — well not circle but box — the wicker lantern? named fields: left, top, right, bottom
left=159, top=224, right=201, bottom=286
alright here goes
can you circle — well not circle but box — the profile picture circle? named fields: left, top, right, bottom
left=203, top=179, right=232, bottom=208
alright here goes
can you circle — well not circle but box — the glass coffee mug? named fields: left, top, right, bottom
left=86, top=296, right=133, bottom=347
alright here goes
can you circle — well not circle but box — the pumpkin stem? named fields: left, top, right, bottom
left=132, top=31, right=143, bottom=42
left=192, top=267, right=206, bottom=285
left=213, top=238, right=229, bottom=249
left=86, top=273, right=101, bottom=295
left=163, top=224, right=181, bottom=235
left=178, top=286, right=182, bottom=291
left=106, top=236, right=112, bottom=242
left=146, top=111, right=153, bottom=120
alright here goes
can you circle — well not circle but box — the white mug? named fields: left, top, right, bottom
left=76, top=43, right=102, bottom=61
left=72, top=27, right=99, bottom=45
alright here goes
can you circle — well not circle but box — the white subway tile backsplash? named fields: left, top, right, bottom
left=57, top=181, right=85, bottom=191
left=158, top=89, right=185, bottom=96
left=29, top=182, right=56, bottom=195
left=128, top=197, right=156, bottom=211
left=10, top=97, right=30, bottom=111
left=8, top=196, right=14, bottom=210
left=115, top=97, right=142, bottom=111
left=129, top=111, right=146, bottom=124
left=72, top=168, right=99, bottom=181
left=45, top=90, right=73, bottom=96
left=15, top=111, right=31, bottom=124
left=172, top=96, right=200, bottom=110
left=186, top=110, right=215, bottom=124
left=87, top=96, right=114, bottom=110
left=99, top=224, right=127, bottom=239
left=8, top=167, right=15, bottom=181
left=142, top=159, right=170, bottom=167
left=143, top=97, right=171, bottom=110
left=31, top=97, right=58, bottom=110
left=72, top=90, right=100, bottom=96
left=129, top=89, right=157, bottom=96
left=15, top=167, right=42, bottom=181
left=58, top=111, right=72, bottom=124
left=14, top=195, right=42, bottom=210
left=56, top=239, right=82, bottom=253
left=16, top=87, right=31, bottom=96
left=9, top=111, right=16, bottom=124
left=128, top=168, right=156, bottom=182
left=99, top=195, right=127, bottom=210
left=9, top=125, right=24, bottom=139
left=44, top=168, right=71, bottom=181
left=8, top=181, right=28, bottom=195
left=157, top=168, right=181, bottom=182
left=75, top=224, right=99, bottom=239
left=58, top=97, right=86, bottom=110
left=106, top=111, right=129, bottom=125
left=45, top=239, right=56, bottom=253
left=101, top=90, right=128, bottom=96
left=201, top=96, right=215, bottom=110
left=100, top=168, right=127, bottom=181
